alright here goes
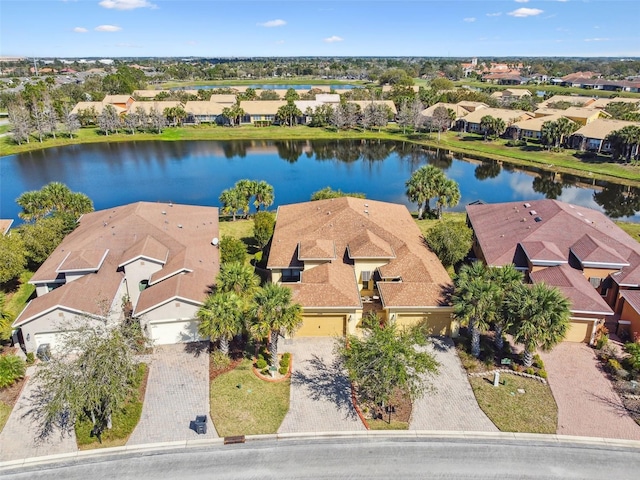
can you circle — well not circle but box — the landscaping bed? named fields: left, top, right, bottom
left=0, top=376, right=26, bottom=433
left=210, top=359, right=290, bottom=437
left=355, top=387, right=412, bottom=430
left=74, top=363, right=149, bottom=449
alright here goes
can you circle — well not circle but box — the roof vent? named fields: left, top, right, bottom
left=364, top=203, right=369, bottom=207
left=364, top=210, right=369, bottom=215
left=520, top=218, right=527, bottom=222
left=177, top=224, right=183, bottom=229
left=524, top=203, right=531, bottom=208
left=211, top=237, right=219, bottom=246
left=529, top=210, right=537, bottom=215
left=162, top=211, right=166, bottom=215
left=169, top=201, right=173, bottom=207
left=534, top=217, right=543, bottom=222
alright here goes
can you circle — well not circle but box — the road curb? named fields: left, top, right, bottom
left=2, top=431, right=639, bottom=470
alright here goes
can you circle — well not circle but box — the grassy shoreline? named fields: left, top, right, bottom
left=1, top=125, right=638, bottom=185
left=158, top=78, right=368, bottom=89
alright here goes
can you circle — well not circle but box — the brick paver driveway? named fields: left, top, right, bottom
left=0, top=369, right=77, bottom=461
left=541, top=343, right=640, bottom=440
left=409, top=337, right=498, bottom=432
left=127, top=343, right=218, bottom=445
left=278, top=338, right=366, bottom=433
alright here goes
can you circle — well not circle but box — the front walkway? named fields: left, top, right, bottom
left=409, top=337, right=498, bottom=432
left=127, top=343, right=218, bottom=445
left=541, top=343, right=640, bottom=440
left=0, top=368, right=77, bottom=461
left=278, top=338, right=366, bottom=433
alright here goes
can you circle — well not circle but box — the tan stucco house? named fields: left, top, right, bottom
left=13, top=202, right=219, bottom=353
left=266, top=198, right=454, bottom=338
left=466, top=199, right=640, bottom=344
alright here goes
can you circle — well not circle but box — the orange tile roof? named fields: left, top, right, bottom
left=268, top=198, right=451, bottom=309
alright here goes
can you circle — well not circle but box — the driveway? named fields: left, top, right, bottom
left=541, top=343, right=640, bottom=440
left=127, top=343, right=218, bottom=445
left=278, top=338, right=366, bottom=433
left=409, top=337, right=498, bottom=431
left=0, top=368, right=77, bottom=461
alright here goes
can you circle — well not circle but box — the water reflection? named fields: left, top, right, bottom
left=2, top=140, right=638, bottom=223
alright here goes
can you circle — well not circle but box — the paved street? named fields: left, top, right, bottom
left=541, top=343, right=640, bottom=440
left=127, top=343, right=218, bottom=444
left=409, top=337, right=498, bottom=431
left=278, top=338, right=366, bottom=433
left=2, top=436, right=639, bottom=480
left=0, top=369, right=77, bottom=461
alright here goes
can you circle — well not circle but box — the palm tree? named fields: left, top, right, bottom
left=250, top=283, right=302, bottom=368
left=219, top=187, right=243, bottom=221
left=506, top=282, right=571, bottom=367
left=196, top=291, right=244, bottom=356
left=480, top=115, right=495, bottom=141
left=452, top=262, right=500, bottom=358
left=253, top=180, right=274, bottom=212
left=217, top=262, right=260, bottom=297
left=488, top=264, right=523, bottom=350
left=541, top=120, right=560, bottom=149
left=555, top=117, right=578, bottom=147
left=493, top=118, right=506, bottom=139
left=433, top=177, right=461, bottom=219
left=405, top=165, right=443, bottom=219
left=234, top=179, right=256, bottom=218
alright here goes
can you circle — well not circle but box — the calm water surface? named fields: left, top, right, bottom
left=1, top=140, right=638, bottom=223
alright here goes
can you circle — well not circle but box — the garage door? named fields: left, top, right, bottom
left=395, top=313, right=451, bottom=335
left=295, top=315, right=345, bottom=337
left=150, top=319, right=204, bottom=345
left=565, top=320, right=593, bottom=343
left=34, top=332, right=65, bottom=352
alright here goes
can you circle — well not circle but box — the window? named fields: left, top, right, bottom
left=139, top=280, right=149, bottom=291
left=281, top=269, right=301, bottom=282
left=361, top=271, right=372, bottom=282
left=589, top=277, right=602, bottom=288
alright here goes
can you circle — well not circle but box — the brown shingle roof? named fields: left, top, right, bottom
left=530, top=265, right=613, bottom=315
left=120, top=235, right=169, bottom=267
left=268, top=198, right=451, bottom=309
left=17, top=202, right=219, bottom=326
left=57, top=248, right=109, bottom=272
left=288, top=262, right=361, bottom=308
left=571, top=234, right=630, bottom=267
left=298, top=240, right=336, bottom=261
left=519, top=241, right=566, bottom=264
left=347, top=230, right=395, bottom=259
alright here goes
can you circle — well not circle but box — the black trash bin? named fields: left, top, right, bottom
left=194, top=415, right=207, bottom=435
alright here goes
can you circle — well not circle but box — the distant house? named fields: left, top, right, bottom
left=509, top=113, right=566, bottom=140
left=490, top=88, right=532, bottom=101
left=534, top=107, right=610, bottom=126
left=347, top=100, right=398, bottom=116
left=130, top=101, right=183, bottom=116
left=239, top=100, right=287, bottom=125
left=458, top=107, right=533, bottom=134
left=0, top=219, right=13, bottom=236
left=102, top=95, right=135, bottom=111
left=267, top=198, right=454, bottom=338
left=538, top=95, right=596, bottom=109
left=13, top=202, right=220, bottom=353
left=132, top=89, right=170, bottom=99
left=70, top=101, right=127, bottom=116
left=421, top=102, right=478, bottom=123
left=569, top=118, right=640, bottom=153
left=184, top=101, right=225, bottom=124
left=589, top=97, right=640, bottom=110
left=208, top=94, right=238, bottom=105
left=466, top=199, right=640, bottom=343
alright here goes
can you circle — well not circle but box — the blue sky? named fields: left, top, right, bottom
left=1, top=0, right=638, bottom=58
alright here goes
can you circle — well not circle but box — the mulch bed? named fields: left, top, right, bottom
left=0, top=377, right=26, bottom=408
left=209, top=338, right=246, bottom=381
left=357, top=387, right=412, bottom=424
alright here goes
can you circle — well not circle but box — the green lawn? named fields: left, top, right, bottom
left=469, top=375, right=558, bottom=434
left=4, top=271, right=35, bottom=318
left=74, top=363, right=148, bottom=449
left=0, top=401, right=11, bottom=433
left=617, top=221, right=640, bottom=242
left=158, top=78, right=368, bottom=89
left=454, top=80, right=640, bottom=99
left=0, top=124, right=10, bottom=135
left=210, top=359, right=289, bottom=436
left=368, top=419, right=409, bottom=430
left=219, top=218, right=254, bottom=241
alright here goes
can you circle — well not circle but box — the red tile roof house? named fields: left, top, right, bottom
left=466, top=199, right=640, bottom=344
left=266, top=198, right=455, bottom=338
left=13, top=202, right=219, bottom=354
left=466, top=200, right=640, bottom=343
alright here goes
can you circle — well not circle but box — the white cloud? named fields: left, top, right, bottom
left=257, top=19, right=286, bottom=28
left=73, top=27, right=88, bottom=33
left=463, top=17, right=476, bottom=22
left=486, top=12, right=502, bottom=17
left=515, top=0, right=529, bottom=3
left=99, top=0, right=156, bottom=10
left=323, top=35, right=343, bottom=43
left=507, top=8, right=544, bottom=17
left=95, top=25, right=122, bottom=32
left=584, top=37, right=610, bottom=42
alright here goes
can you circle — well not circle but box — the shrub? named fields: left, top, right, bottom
left=524, top=367, right=536, bottom=375
left=538, top=369, right=548, bottom=379
left=607, top=358, right=622, bottom=374
left=0, top=355, right=26, bottom=388
left=283, top=352, right=291, bottom=360
left=624, top=342, right=640, bottom=373
left=261, top=367, right=270, bottom=375
left=211, top=350, right=231, bottom=369
left=279, top=357, right=289, bottom=368
left=278, top=366, right=288, bottom=375
left=26, top=352, right=35, bottom=365
left=255, top=358, right=268, bottom=369
left=595, top=334, right=609, bottom=350
left=458, top=349, right=482, bottom=372
left=533, top=354, right=545, bottom=369
left=511, top=363, right=522, bottom=373
left=505, top=139, right=527, bottom=147
left=483, top=355, right=495, bottom=369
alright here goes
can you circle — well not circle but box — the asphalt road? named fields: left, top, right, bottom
left=2, top=437, right=639, bottom=480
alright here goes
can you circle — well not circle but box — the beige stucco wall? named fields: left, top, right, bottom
left=124, top=258, right=164, bottom=306
left=582, top=267, right=619, bottom=284
left=620, top=301, right=640, bottom=341
left=387, top=307, right=457, bottom=337
left=354, top=259, right=388, bottom=295
left=138, top=298, right=201, bottom=333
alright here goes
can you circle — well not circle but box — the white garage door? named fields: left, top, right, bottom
left=34, top=332, right=65, bottom=352
left=149, top=319, right=204, bottom=345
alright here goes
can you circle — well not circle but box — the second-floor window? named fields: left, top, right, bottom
left=281, top=269, right=301, bottom=282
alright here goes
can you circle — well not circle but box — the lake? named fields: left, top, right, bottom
left=1, top=140, right=638, bottom=223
